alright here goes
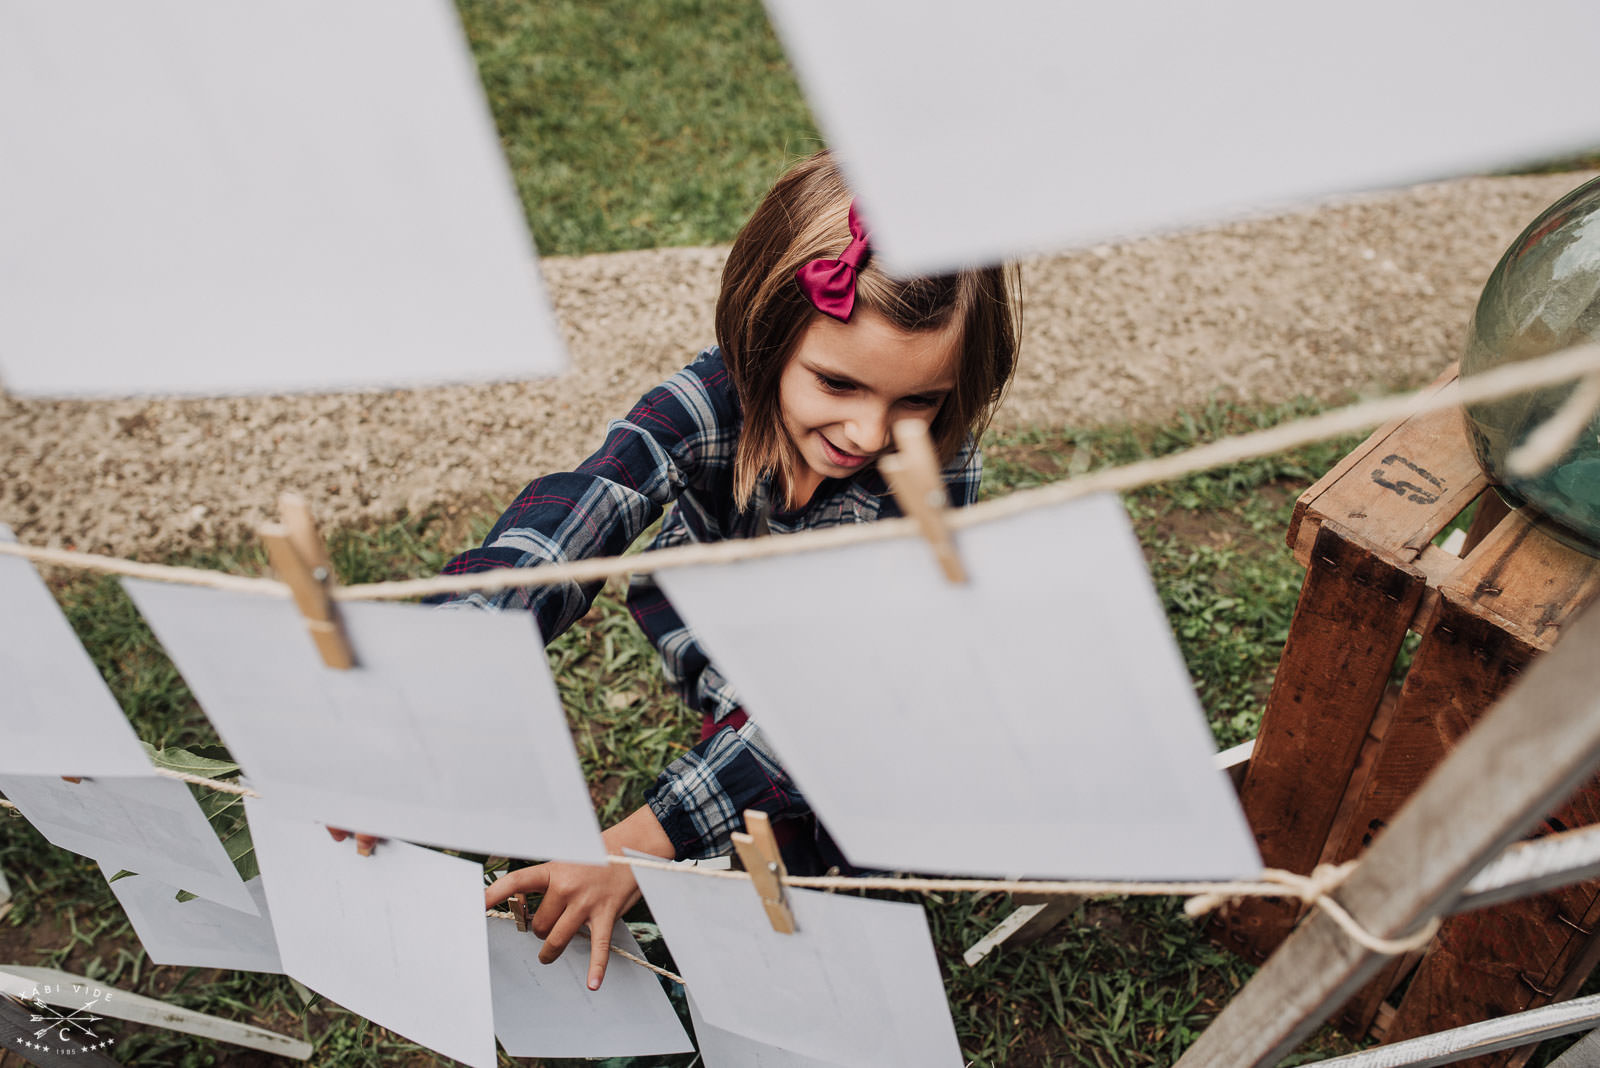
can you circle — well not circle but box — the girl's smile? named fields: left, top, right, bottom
left=818, top=434, right=868, bottom=469
left=777, top=306, right=961, bottom=506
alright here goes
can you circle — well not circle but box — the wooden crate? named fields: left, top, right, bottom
left=1208, top=368, right=1600, bottom=1065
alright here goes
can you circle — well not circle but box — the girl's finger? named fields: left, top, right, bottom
left=484, top=865, right=550, bottom=909
left=326, top=827, right=383, bottom=855
left=538, top=908, right=587, bottom=966
left=585, top=915, right=614, bottom=990
left=528, top=881, right=568, bottom=939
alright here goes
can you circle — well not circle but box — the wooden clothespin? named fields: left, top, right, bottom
left=510, top=892, right=531, bottom=933
left=879, top=419, right=968, bottom=583
left=259, top=492, right=355, bottom=669
left=731, top=810, right=796, bottom=934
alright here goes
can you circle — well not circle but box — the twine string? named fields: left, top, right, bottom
left=607, top=855, right=1442, bottom=957
left=153, top=768, right=260, bottom=796
left=0, top=770, right=1439, bottom=959
left=3, top=342, right=1600, bottom=599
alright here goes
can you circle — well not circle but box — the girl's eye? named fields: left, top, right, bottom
left=816, top=374, right=853, bottom=393
left=903, top=394, right=943, bottom=410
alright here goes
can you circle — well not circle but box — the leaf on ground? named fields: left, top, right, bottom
left=141, top=741, right=240, bottom=778
left=222, top=824, right=258, bottom=883
left=199, top=789, right=244, bottom=824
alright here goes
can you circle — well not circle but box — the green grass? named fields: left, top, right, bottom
left=459, top=0, right=821, bottom=256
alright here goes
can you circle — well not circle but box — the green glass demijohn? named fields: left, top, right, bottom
left=1462, top=174, right=1600, bottom=556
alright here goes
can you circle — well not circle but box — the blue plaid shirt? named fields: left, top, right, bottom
left=436, top=348, right=982, bottom=869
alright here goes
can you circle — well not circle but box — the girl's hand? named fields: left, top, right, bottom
left=484, top=805, right=674, bottom=991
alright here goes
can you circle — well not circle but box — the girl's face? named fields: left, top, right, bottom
left=777, top=306, right=961, bottom=507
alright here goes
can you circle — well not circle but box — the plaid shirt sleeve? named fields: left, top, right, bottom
left=429, top=352, right=736, bottom=643
left=645, top=436, right=984, bottom=865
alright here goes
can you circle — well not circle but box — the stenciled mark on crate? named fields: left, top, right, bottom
left=1371, top=453, right=1446, bottom=504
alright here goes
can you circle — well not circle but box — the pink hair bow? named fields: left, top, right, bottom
left=795, top=201, right=870, bottom=322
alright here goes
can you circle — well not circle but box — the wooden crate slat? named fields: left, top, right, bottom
left=1318, top=682, right=1403, bottom=872
left=1367, top=511, right=1600, bottom=1061
left=1286, top=367, right=1462, bottom=557
left=1438, top=509, right=1600, bottom=652
left=1330, top=592, right=1541, bottom=1034
left=1213, top=520, right=1426, bottom=962
left=1289, top=370, right=1487, bottom=568
left=1331, top=594, right=1537, bottom=845
left=1387, top=812, right=1600, bottom=1068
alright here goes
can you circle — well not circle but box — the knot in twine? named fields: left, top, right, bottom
left=1183, top=862, right=1441, bottom=956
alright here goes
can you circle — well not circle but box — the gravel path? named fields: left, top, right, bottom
left=3, top=171, right=1592, bottom=559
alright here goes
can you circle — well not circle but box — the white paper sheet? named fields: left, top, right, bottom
left=104, top=866, right=282, bottom=973
left=634, top=863, right=961, bottom=1066
left=0, top=774, right=255, bottom=913
left=124, top=580, right=605, bottom=863
left=0, top=0, right=564, bottom=397
left=657, top=493, right=1260, bottom=879
left=487, top=918, right=692, bottom=1058
left=244, top=797, right=496, bottom=1068
left=766, top=0, right=1600, bottom=274
left=0, top=527, right=151, bottom=776
left=687, top=990, right=846, bottom=1067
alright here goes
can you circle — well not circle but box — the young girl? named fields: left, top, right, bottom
left=455, top=151, right=1020, bottom=988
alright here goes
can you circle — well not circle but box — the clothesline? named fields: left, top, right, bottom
left=2, top=344, right=1598, bottom=598
left=608, top=855, right=1440, bottom=957
left=0, top=767, right=1434, bottom=958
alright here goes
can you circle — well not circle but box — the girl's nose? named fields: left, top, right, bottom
left=845, top=404, right=892, bottom=455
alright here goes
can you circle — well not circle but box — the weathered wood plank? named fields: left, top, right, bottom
left=1551, top=1027, right=1600, bottom=1067
left=1329, top=519, right=1600, bottom=1040
left=1501, top=897, right=1600, bottom=1068
left=1382, top=891, right=1596, bottom=1067
left=1327, top=592, right=1541, bottom=1035
left=1439, top=507, right=1600, bottom=652
left=1459, top=826, right=1600, bottom=913
left=1289, top=370, right=1486, bottom=568
left=1214, top=521, right=1425, bottom=962
left=1173, top=599, right=1600, bottom=1068
left=1318, top=681, right=1403, bottom=872
left=961, top=896, right=1085, bottom=967
left=1305, top=991, right=1600, bottom=1067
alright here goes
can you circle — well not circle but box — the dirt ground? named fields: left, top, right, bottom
left=2, top=171, right=1592, bottom=559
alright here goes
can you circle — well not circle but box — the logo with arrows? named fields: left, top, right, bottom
left=8, top=982, right=117, bottom=1057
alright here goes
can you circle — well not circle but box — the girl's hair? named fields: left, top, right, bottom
left=715, top=150, right=1021, bottom=509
